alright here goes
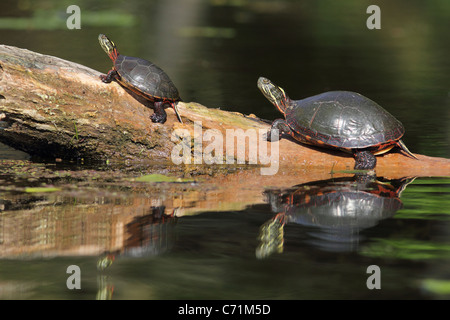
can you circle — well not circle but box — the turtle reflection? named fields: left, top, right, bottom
left=257, top=176, right=414, bottom=257
left=96, top=206, right=177, bottom=299
left=97, top=206, right=177, bottom=271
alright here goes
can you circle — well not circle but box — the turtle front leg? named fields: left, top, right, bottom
left=353, top=150, right=377, bottom=170
left=150, top=101, right=168, bottom=124
left=100, top=69, right=118, bottom=83
left=265, top=119, right=292, bottom=142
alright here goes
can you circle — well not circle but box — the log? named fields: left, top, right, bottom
left=0, top=44, right=177, bottom=161
left=1, top=44, right=449, bottom=179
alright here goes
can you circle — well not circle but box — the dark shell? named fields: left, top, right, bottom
left=114, top=55, right=179, bottom=101
left=285, top=91, right=404, bottom=149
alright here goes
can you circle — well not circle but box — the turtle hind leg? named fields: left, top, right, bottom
left=150, top=101, right=167, bottom=124
left=265, top=119, right=292, bottom=142
left=353, top=150, right=377, bottom=170
left=398, top=139, right=418, bottom=160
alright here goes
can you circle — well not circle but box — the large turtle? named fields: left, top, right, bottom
left=98, top=34, right=182, bottom=124
left=257, top=77, right=417, bottom=170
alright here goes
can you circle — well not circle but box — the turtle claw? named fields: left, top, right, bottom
left=100, top=70, right=117, bottom=83
left=354, top=150, right=377, bottom=170
left=264, top=130, right=279, bottom=142
left=266, top=119, right=289, bottom=142
left=150, top=102, right=168, bottom=124
left=150, top=113, right=167, bottom=124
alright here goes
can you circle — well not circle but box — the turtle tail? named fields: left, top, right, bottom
left=398, top=139, right=418, bottom=160
left=172, top=101, right=183, bottom=124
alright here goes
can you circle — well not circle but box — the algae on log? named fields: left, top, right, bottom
left=0, top=44, right=450, bottom=178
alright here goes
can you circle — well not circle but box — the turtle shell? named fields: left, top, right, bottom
left=285, top=91, right=404, bottom=149
left=114, top=55, right=180, bottom=101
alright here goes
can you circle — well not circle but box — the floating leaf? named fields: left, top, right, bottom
left=134, top=174, right=193, bottom=183
left=24, top=187, right=61, bottom=193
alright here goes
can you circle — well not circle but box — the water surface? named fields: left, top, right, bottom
left=0, top=0, right=449, bottom=300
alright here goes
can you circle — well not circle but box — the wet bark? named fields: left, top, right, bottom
left=0, top=44, right=449, bottom=178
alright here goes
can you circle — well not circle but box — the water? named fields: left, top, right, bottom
left=0, top=0, right=449, bottom=300
left=0, top=171, right=449, bottom=299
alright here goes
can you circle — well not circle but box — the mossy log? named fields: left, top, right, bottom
left=0, top=44, right=449, bottom=179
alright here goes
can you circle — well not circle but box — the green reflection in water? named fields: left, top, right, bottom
left=360, top=178, right=450, bottom=262
left=361, top=239, right=450, bottom=260
left=0, top=9, right=136, bottom=30
left=422, top=279, right=450, bottom=296
left=393, top=178, right=450, bottom=220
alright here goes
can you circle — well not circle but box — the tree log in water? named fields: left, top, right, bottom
left=0, top=44, right=449, bottom=178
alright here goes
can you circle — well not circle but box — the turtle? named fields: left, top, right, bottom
left=98, top=34, right=182, bottom=124
left=257, top=77, right=417, bottom=170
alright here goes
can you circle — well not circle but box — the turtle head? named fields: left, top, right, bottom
left=257, top=77, right=290, bottom=115
left=98, top=34, right=119, bottom=62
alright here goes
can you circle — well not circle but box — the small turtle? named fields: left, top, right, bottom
left=258, top=77, right=417, bottom=170
left=98, top=34, right=182, bottom=124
